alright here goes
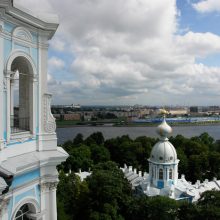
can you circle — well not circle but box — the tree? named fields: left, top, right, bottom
left=147, top=196, right=178, bottom=220
left=176, top=148, right=188, bottom=176
left=178, top=202, right=199, bottom=220
left=199, top=132, right=214, bottom=149
left=198, top=191, right=220, bottom=207
left=82, top=161, right=132, bottom=219
left=208, top=152, right=220, bottom=179
left=57, top=171, right=84, bottom=220
left=66, top=145, right=93, bottom=172
left=197, top=191, right=220, bottom=219
left=73, top=133, right=84, bottom=145
left=86, top=132, right=105, bottom=145
left=90, top=144, right=110, bottom=164
left=187, top=154, right=209, bottom=182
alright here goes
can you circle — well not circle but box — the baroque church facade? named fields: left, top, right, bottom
left=0, top=1, right=68, bottom=219
left=122, top=117, right=220, bottom=202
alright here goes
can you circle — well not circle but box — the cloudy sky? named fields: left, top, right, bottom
left=15, top=0, right=220, bottom=106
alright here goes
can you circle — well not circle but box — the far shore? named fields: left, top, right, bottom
left=56, top=121, right=220, bottom=128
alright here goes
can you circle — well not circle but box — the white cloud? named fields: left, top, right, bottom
left=175, top=32, right=220, bottom=58
left=192, top=0, right=220, bottom=13
left=49, top=37, right=67, bottom=52
left=14, top=0, right=220, bottom=105
left=48, top=56, right=65, bottom=70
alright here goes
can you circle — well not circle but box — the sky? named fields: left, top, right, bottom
left=14, top=0, right=220, bottom=106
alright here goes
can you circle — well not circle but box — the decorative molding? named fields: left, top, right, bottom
left=13, top=26, right=33, bottom=42
left=43, top=93, right=56, bottom=133
left=40, top=181, right=58, bottom=192
left=5, top=50, right=37, bottom=76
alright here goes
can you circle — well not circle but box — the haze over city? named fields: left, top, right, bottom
left=15, top=0, right=220, bottom=105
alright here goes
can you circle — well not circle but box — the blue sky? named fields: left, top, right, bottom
left=177, top=0, right=220, bottom=67
left=16, top=0, right=220, bottom=106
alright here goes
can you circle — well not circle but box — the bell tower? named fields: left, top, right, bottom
left=0, top=1, right=68, bottom=219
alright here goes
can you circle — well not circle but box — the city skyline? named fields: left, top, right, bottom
left=15, top=0, right=220, bottom=106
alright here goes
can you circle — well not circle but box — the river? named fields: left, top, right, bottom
left=56, top=125, right=220, bottom=145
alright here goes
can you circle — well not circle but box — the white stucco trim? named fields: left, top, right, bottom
left=5, top=50, right=37, bottom=75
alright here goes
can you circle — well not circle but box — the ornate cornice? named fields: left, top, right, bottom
left=0, top=1, right=58, bottom=40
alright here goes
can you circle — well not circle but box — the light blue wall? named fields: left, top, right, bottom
left=4, top=39, right=12, bottom=62
left=7, top=197, right=13, bottom=220
left=4, top=22, right=15, bottom=33
left=11, top=169, right=40, bottom=188
left=31, top=47, right=38, bottom=69
left=31, top=32, right=38, bottom=44
left=14, top=43, right=29, bottom=54
left=35, top=184, right=41, bottom=204
left=8, top=185, right=40, bottom=220
left=14, top=188, right=36, bottom=205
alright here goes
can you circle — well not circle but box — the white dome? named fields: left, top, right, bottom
left=149, top=140, right=177, bottom=164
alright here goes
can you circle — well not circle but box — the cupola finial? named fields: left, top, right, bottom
left=157, top=112, right=172, bottom=140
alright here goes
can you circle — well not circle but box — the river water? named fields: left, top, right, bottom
left=56, top=125, right=220, bottom=145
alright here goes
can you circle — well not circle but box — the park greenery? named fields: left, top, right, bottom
left=57, top=132, right=220, bottom=220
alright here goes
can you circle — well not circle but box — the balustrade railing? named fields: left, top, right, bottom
left=10, top=116, right=30, bottom=133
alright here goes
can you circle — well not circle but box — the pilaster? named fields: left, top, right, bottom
left=40, top=181, right=58, bottom=220
left=5, top=71, right=11, bottom=143
left=0, top=25, right=5, bottom=151
left=0, top=197, right=10, bottom=220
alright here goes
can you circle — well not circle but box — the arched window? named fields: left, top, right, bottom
left=15, top=204, right=30, bottom=220
left=159, top=169, right=163, bottom=180
left=10, top=56, right=34, bottom=134
left=169, top=169, right=173, bottom=179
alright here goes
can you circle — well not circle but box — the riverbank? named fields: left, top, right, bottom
left=56, top=120, right=220, bottom=128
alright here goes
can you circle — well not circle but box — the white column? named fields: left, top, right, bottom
left=41, top=182, right=51, bottom=220
left=5, top=73, right=11, bottom=142
left=0, top=32, right=5, bottom=150
left=10, top=80, right=14, bottom=117
left=41, top=181, right=58, bottom=220
left=49, top=182, right=58, bottom=220
left=30, top=76, right=37, bottom=136
left=174, top=164, right=178, bottom=185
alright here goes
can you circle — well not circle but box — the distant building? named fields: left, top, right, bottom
left=63, top=113, right=81, bottom=121
left=121, top=117, right=220, bottom=202
left=168, top=108, right=188, bottom=116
